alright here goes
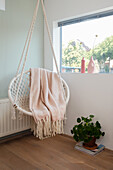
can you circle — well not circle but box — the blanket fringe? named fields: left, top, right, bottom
left=33, top=116, right=64, bottom=140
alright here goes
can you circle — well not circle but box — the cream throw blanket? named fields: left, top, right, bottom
left=29, top=68, right=66, bottom=139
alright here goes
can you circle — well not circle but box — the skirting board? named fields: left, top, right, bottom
left=0, top=129, right=33, bottom=144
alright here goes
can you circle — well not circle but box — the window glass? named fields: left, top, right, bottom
left=61, top=14, right=113, bottom=73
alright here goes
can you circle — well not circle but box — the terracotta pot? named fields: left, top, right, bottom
left=83, top=137, right=96, bottom=147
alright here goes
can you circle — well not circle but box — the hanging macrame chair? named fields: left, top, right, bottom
left=8, top=0, right=70, bottom=116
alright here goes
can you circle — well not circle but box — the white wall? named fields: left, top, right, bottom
left=44, top=0, right=113, bottom=150
left=0, top=0, right=5, bottom=10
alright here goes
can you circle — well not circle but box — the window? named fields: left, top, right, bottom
left=58, top=11, right=113, bottom=73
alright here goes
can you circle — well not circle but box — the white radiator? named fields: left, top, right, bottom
left=0, top=98, right=31, bottom=137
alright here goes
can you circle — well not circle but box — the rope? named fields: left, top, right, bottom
left=14, top=0, right=40, bottom=103
left=16, top=0, right=60, bottom=76
left=14, top=0, right=65, bottom=104
left=41, top=0, right=67, bottom=100
left=16, top=0, right=40, bottom=76
left=40, top=0, right=60, bottom=76
left=40, top=0, right=66, bottom=101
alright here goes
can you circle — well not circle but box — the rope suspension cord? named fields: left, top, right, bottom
left=14, top=0, right=65, bottom=105
left=40, top=0, right=60, bottom=76
left=14, top=0, right=40, bottom=104
left=40, top=0, right=66, bottom=100
left=16, top=0, right=40, bottom=76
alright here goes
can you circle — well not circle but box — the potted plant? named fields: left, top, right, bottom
left=71, top=115, right=105, bottom=149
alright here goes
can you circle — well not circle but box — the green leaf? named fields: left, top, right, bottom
left=96, top=121, right=101, bottom=129
left=77, top=118, right=81, bottom=123
left=91, top=123, right=94, bottom=126
left=81, top=116, right=85, bottom=120
left=102, top=132, right=105, bottom=136
left=78, top=123, right=83, bottom=128
left=73, top=134, right=79, bottom=142
left=71, top=130, right=73, bottom=134
left=73, top=126, right=77, bottom=134
left=84, top=118, right=87, bottom=122
left=89, top=115, right=94, bottom=118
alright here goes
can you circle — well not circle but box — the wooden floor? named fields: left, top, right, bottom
left=0, top=135, right=113, bottom=170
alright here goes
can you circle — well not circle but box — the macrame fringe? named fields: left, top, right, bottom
left=11, top=105, right=16, bottom=120
left=11, top=103, right=24, bottom=120
left=33, top=116, right=64, bottom=140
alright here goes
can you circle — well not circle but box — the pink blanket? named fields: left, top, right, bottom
left=29, top=68, right=66, bottom=139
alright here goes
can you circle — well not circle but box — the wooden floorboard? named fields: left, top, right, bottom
left=0, top=135, right=113, bottom=170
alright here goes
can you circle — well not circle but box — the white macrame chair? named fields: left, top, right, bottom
left=8, top=0, right=70, bottom=116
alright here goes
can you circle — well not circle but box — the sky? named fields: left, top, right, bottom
left=62, top=15, right=113, bottom=49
